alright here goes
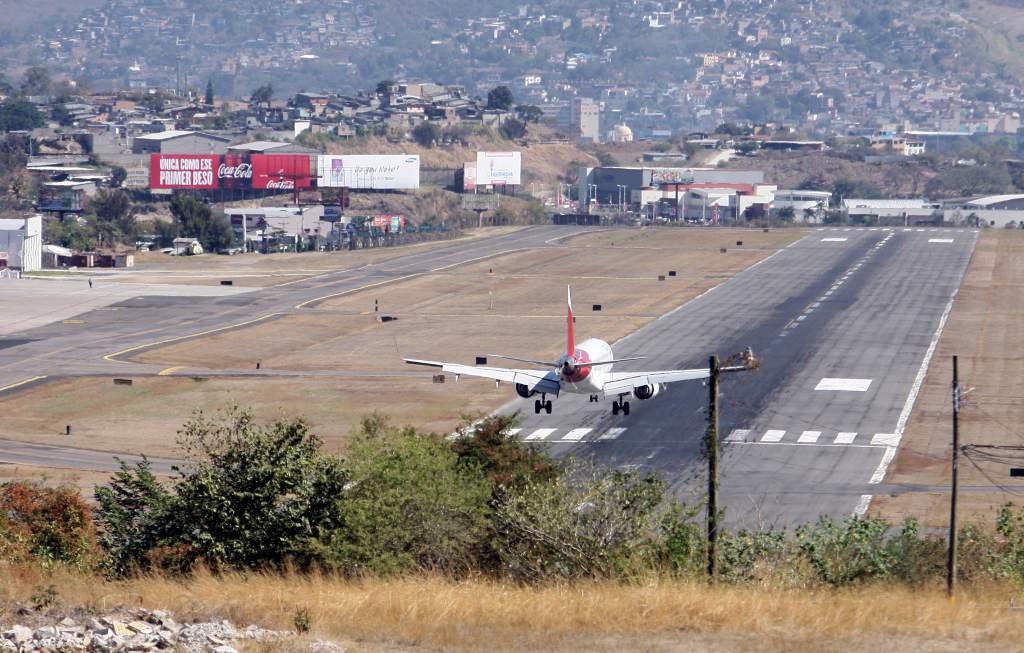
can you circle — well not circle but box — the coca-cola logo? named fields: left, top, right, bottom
left=266, top=179, right=295, bottom=190
left=218, top=163, right=253, bottom=179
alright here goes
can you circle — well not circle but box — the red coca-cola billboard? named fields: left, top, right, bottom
left=217, top=154, right=253, bottom=190
left=251, top=155, right=314, bottom=190
left=150, top=154, right=220, bottom=189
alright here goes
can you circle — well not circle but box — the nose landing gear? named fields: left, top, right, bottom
left=534, top=394, right=553, bottom=414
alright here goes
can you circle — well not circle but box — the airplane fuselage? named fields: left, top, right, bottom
left=558, top=337, right=613, bottom=394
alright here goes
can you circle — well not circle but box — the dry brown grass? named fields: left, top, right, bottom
left=877, top=230, right=1024, bottom=525
left=1, top=567, right=1020, bottom=652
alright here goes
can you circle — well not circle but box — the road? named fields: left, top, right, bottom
left=501, top=227, right=977, bottom=527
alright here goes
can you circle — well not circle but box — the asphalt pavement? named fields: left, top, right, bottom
left=500, top=227, right=977, bottom=527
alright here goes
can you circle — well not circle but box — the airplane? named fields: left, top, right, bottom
left=405, top=287, right=757, bottom=416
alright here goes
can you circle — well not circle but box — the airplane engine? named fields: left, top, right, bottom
left=516, top=383, right=537, bottom=398
left=634, top=384, right=663, bottom=400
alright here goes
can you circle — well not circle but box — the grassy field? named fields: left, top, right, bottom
left=1, top=567, right=1020, bottom=653
left=0, top=227, right=804, bottom=460
left=874, top=229, right=1024, bottom=525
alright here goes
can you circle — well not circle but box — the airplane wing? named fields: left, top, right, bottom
left=601, top=368, right=711, bottom=395
left=405, top=359, right=561, bottom=396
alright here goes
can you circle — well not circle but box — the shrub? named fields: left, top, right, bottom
left=313, top=415, right=491, bottom=575
left=0, top=482, right=97, bottom=569
left=450, top=414, right=559, bottom=490
left=493, top=463, right=663, bottom=582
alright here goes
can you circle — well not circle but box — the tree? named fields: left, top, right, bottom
left=20, top=66, right=51, bottom=97
left=775, top=206, right=796, bottom=222
left=499, top=117, right=527, bottom=140
left=250, top=84, right=274, bottom=108
left=486, top=85, right=515, bottom=111
left=95, top=408, right=349, bottom=574
left=411, top=121, right=440, bottom=147
left=0, top=99, right=43, bottom=132
left=110, top=166, right=127, bottom=188
left=89, top=188, right=137, bottom=245
left=0, top=74, right=12, bottom=97
left=514, top=104, right=543, bottom=124
left=50, top=103, right=74, bottom=126
left=375, top=79, right=397, bottom=96
left=139, top=92, right=165, bottom=114
left=204, top=79, right=214, bottom=106
left=45, top=218, right=94, bottom=251
left=169, top=194, right=232, bottom=251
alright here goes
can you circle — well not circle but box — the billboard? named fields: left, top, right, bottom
left=462, top=162, right=477, bottom=192
left=650, top=168, right=695, bottom=185
left=218, top=154, right=252, bottom=190
left=150, top=154, right=219, bottom=189
left=317, top=155, right=420, bottom=189
left=251, top=154, right=314, bottom=190
left=475, top=151, right=521, bottom=186
left=372, top=215, right=405, bottom=232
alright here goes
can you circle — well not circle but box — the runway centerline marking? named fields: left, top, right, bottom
left=929, top=238, right=954, bottom=243
left=815, top=378, right=872, bottom=392
left=821, top=238, right=848, bottom=242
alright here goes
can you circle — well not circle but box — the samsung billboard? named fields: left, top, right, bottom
left=317, top=155, right=420, bottom=190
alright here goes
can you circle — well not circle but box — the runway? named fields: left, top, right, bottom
left=501, top=227, right=977, bottom=526
left=0, top=225, right=978, bottom=527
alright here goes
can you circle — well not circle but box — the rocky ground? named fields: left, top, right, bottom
left=1, top=608, right=343, bottom=653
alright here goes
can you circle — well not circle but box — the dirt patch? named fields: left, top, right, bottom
left=874, top=230, right=1024, bottom=524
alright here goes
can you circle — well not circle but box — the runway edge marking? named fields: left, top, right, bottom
left=855, top=232, right=977, bottom=517
left=0, top=375, right=48, bottom=393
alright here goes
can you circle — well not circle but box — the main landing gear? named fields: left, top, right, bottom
left=534, top=394, right=553, bottom=414
left=612, top=395, right=630, bottom=416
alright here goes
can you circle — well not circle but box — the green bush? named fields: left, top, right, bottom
left=313, top=415, right=491, bottom=575
left=493, top=463, right=663, bottom=581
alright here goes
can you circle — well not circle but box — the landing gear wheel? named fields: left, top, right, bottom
left=612, top=402, right=620, bottom=416
left=544, top=400, right=553, bottom=414
left=534, top=399, right=542, bottom=414
left=622, top=401, right=630, bottom=416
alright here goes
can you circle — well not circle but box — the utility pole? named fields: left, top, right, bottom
left=947, top=355, right=961, bottom=601
left=706, top=354, right=720, bottom=581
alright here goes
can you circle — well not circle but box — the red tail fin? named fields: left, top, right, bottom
left=566, top=286, right=575, bottom=356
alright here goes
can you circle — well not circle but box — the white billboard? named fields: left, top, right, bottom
left=475, top=151, right=521, bottom=186
left=317, top=155, right=420, bottom=189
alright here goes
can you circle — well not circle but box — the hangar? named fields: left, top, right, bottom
left=0, top=215, right=42, bottom=272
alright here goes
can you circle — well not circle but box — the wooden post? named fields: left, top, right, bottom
left=706, top=354, right=720, bottom=581
left=947, top=355, right=960, bottom=601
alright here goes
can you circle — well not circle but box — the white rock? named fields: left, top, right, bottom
left=211, top=646, right=238, bottom=653
left=3, top=625, right=32, bottom=643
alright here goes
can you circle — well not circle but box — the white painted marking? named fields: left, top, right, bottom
left=834, top=432, right=858, bottom=445
left=821, top=237, right=848, bottom=242
left=869, top=227, right=879, bottom=231
left=815, top=378, right=872, bottom=392
left=811, top=302, right=821, bottom=308
left=870, top=447, right=897, bottom=484
left=853, top=494, right=873, bottom=517
left=843, top=228, right=852, bottom=231
left=726, top=429, right=751, bottom=442
left=929, top=238, right=954, bottom=243
left=871, top=433, right=900, bottom=447
left=525, top=428, right=556, bottom=441
left=796, top=315, right=807, bottom=321
left=915, top=228, right=925, bottom=232
left=599, top=427, right=627, bottom=441
left=561, top=428, right=592, bottom=441
left=797, top=430, right=822, bottom=444
left=508, top=428, right=522, bottom=436
left=762, top=429, right=786, bottom=443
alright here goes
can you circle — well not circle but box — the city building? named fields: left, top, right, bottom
left=571, top=97, right=600, bottom=142
left=132, top=130, right=231, bottom=155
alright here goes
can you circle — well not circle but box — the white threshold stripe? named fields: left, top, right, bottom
left=834, top=432, right=857, bottom=444
left=507, top=428, right=522, bottom=436
left=853, top=494, right=873, bottom=517
left=762, top=429, right=786, bottom=442
left=599, top=427, right=626, bottom=440
left=726, top=429, right=751, bottom=442
left=730, top=442, right=888, bottom=449
left=929, top=238, right=954, bottom=243
left=815, top=378, right=872, bottom=392
left=797, top=430, right=822, bottom=443
left=525, top=428, right=556, bottom=441
left=561, top=428, right=592, bottom=441
left=822, top=237, right=848, bottom=242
